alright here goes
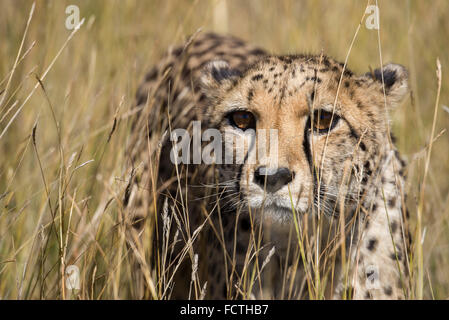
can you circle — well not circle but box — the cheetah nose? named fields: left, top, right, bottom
left=254, top=166, right=295, bottom=193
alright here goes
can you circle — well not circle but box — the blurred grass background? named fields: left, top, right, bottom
left=0, top=0, right=448, bottom=299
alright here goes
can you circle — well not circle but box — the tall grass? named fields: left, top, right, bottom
left=0, top=0, right=448, bottom=299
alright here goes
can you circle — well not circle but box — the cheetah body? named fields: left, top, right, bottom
left=127, top=33, right=410, bottom=300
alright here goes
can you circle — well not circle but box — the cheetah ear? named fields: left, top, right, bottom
left=363, top=63, right=409, bottom=108
left=200, top=60, right=241, bottom=100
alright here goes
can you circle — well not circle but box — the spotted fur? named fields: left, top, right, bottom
left=126, top=32, right=410, bottom=300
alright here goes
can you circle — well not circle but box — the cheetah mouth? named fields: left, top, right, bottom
left=241, top=190, right=311, bottom=223
left=260, top=204, right=295, bottom=217
left=251, top=202, right=308, bottom=224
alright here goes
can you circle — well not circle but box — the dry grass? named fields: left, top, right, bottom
left=0, top=0, right=448, bottom=299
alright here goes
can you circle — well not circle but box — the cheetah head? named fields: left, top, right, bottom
left=200, top=56, right=408, bottom=225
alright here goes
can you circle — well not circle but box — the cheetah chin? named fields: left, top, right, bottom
left=246, top=194, right=310, bottom=224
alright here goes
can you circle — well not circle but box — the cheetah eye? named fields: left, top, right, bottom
left=312, top=109, right=339, bottom=133
left=228, top=111, right=256, bottom=130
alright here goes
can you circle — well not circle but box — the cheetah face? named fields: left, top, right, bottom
left=201, top=57, right=408, bottom=224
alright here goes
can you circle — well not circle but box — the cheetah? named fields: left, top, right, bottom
left=125, top=32, right=411, bottom=300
